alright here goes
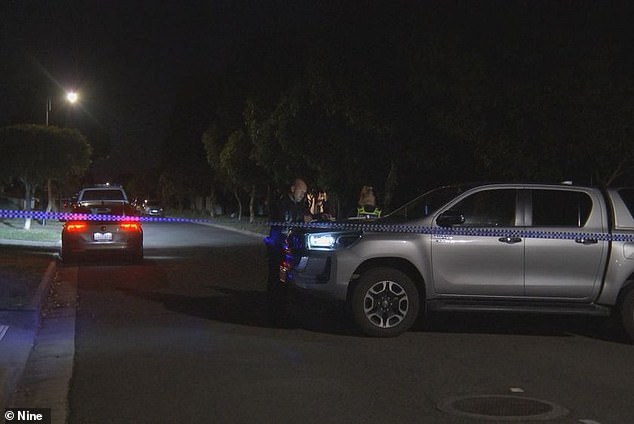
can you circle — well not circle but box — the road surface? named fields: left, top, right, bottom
left=64, top=222, right=634, bottom=424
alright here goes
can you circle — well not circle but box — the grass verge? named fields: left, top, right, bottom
left=0, top=249, right=51, bottom=309
left=0, top=219, right=63, bottom=242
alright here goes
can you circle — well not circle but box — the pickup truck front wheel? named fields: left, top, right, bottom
left=351, top=267, right=420, bottom=337
left=621, top=286, right=634, bottom=342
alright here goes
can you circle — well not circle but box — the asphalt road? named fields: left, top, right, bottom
left=66, top=222, right=634, bottom=424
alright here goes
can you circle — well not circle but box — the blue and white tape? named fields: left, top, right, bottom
left=269, top=221, right=634, bottom=242
left=1, top=209, right=633, bottom=242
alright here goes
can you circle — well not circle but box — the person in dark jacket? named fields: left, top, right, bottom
left=269, top=178, right=311, bottom=224
left=265, top=178, right=312, bottom=326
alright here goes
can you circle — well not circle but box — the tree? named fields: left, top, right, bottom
left=0, top=124, right=91, bottom=229
left=204, top=127, right=267, bottom=223
left=201, top=123, right=230, bottom=217
left=403, top=2, right=634, bottom=187
left=178, top=1, right=634, bottom=213
left=219, top=130, right=250, bottom=221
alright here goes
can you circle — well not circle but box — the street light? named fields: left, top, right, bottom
left=43, top=90, right=80, bottom=223
left=66, top=91, right=78, bottom=104
left=46, top=90, right=79, bottom=125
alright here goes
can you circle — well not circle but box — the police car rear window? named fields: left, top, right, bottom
left=81, top=190, right=126, bottom=201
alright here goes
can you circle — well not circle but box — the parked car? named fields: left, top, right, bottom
left=142, top=200, right=164, bottom=217
left=61, top=195, right=78, bottom=211
left=60, top=185, right=143, bottom=262
left=280, top=183, right=634, bottom=340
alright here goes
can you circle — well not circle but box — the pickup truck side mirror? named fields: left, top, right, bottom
left=436, top=210, right=465, bottom=227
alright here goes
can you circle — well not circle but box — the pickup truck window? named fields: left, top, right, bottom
left=452, top=189, right=517, bottom=227
left=387, top=185, right=473, bottom=221
left=618, top=188, right=634, bottom=220
left=531, top=190, right=592, bottom=227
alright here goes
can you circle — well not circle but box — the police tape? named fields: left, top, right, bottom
left=1, top=209, right=633, bottom=242
left=0, top=209, right=193, bottom=223
left=270, top=221, right=634, bottom=242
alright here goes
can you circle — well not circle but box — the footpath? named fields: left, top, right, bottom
left=0, top=240, right=76, bottom=424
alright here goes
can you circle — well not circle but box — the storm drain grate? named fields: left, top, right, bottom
left=437, top=395, right=569, bottom=421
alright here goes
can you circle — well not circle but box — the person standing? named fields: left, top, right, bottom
left=269, top=178, right=312, bottom=224
left=352, top=185, right=382, bottom=219
left=265, top=178, right=312, bottom=326
left=308, top=189, right=333, bottom=221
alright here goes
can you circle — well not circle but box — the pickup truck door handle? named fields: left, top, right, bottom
left=498, top=237, right=522, bottom=244
left=575, top=237, right=598, bottom=245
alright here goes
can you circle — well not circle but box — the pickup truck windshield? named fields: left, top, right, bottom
left=385, top=185, right=473, bottom=221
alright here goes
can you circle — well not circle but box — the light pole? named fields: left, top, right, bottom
left=46, top=97, right=51, bottom=126
left=46, top=90, right=79, bottom=126
left=43, top=91, right=80, bottom=222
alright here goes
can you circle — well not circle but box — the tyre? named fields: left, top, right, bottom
left=350, top=267, right=420, bottom=337
left=621, top=286, right=634, bottom=342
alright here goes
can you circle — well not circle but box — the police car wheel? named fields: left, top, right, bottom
left=351, top=267, right=419, bottom=337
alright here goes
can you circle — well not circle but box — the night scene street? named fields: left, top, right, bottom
left=2, top=1, right=634, bottom=424
left=10, top=222, right=634, bottom=424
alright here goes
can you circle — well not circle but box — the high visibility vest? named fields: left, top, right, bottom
left=357, top=206, right=382, bottom=219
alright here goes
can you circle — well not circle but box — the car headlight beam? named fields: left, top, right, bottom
left=308, top=234, right=337, bottom=249
left=306, top=232, right=361, bottom=250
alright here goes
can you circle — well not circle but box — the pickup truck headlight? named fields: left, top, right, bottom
left=306, top=231, right=362, bottom=251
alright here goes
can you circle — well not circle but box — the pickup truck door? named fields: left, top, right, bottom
left=431, top=189, right=525, bottom=296
left=524, top=189, right=607, bottom=299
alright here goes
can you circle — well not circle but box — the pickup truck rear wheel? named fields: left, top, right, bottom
left=621, top=287, right=634, bottom=342
left=351, top=267, right=420, bottom=337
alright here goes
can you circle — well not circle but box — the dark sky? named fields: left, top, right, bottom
left=1, top=1, right=313, bottom=174
left=2, top=1, right=633, bottom=184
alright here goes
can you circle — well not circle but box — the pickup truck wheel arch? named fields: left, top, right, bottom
left=350, top=258, right=426, bottom=299
left=350, top=267, right=420, bottom=337
left=620, top=284, right=634, bottom=343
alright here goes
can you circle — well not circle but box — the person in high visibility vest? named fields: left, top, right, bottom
left=354, top=185, right=382, bottom=219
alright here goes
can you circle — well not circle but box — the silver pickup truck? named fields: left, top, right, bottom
left=281, top=183, right=634, bottom=339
